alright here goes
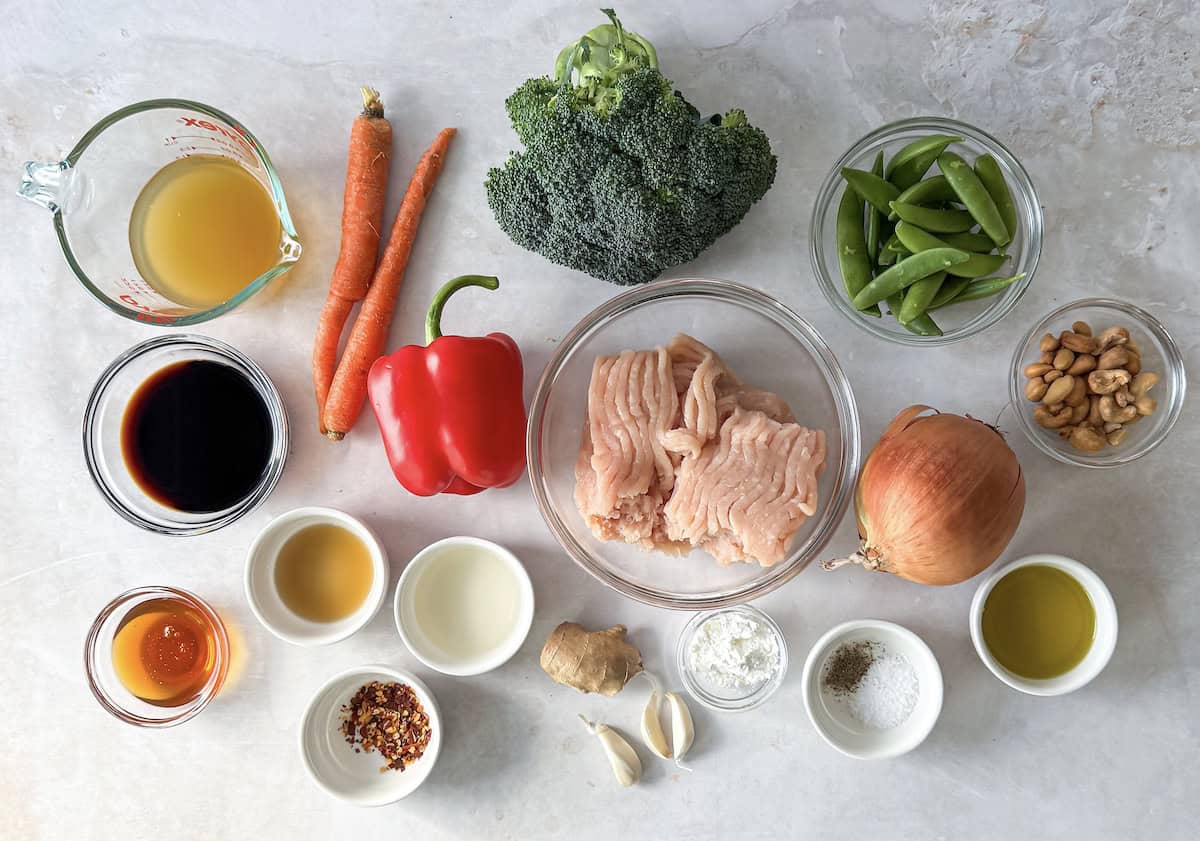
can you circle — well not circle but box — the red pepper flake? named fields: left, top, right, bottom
left=340, top=681, right=431, bottom=772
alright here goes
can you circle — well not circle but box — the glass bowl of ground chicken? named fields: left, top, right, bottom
left=527, top=277, right=861, bottom=609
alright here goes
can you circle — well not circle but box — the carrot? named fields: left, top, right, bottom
left=322, top=127, right=457, bottom=440
left=313, top=86, right=392, bottom=433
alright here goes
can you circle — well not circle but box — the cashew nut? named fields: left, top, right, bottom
left=1097, top=347, right=1130, bottom=370
left=1071, top=320, right=1093, bottom=337
left=1025, top=377, right=1049, bottom=402
left=1067, top=354, right=1097, bottom=377
left=1024, top=362, right=1053, bottom=379
left=1103, top=421, right=1123, bottom=434
left=1114, top=387, right=1132, bottom=408
left=1057, top=424, right=1077, bottom=439
left=1136, top=395, right=1157, bottom=416
left=1034, top=404, right=1073, bottom=429
left=1130, top=372, right=1159, bottom=398
left=1086, top=395, right=1103, bottom=427
left=1039, top=333, right=1059, bottom=353
left=1064, top=375, right=1088, bottom=407
left=1044, top=369, right=1064, bottom=383
left=1088, top=368, right=1131, bottom=395
left=1038, top=350, right=1055, bottom=365
left=1069, top=401, right=1090, bottom=424
left=1099, top=395, right=1138, bottom=424
left=1052, top=347, right=1075, bottom=371
left=1060, top=331, right=1096, bottom=354
left=1107, top=428, right=1128, bottom=446
left=1069, top=426, right=1107, bottom=452
left=1042, top=374, right=1075, bottom=405
left=1125, top=351, right=1141, bottom=376
left=1096, top=326, right=1129, bottom=352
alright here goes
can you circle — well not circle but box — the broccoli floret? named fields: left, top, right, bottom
left=485, top=9, right=776, bottom=285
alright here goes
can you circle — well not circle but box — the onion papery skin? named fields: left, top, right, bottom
left=850, top=406, right=1025, bottom=586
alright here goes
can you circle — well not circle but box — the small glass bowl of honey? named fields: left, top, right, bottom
left=84, top=586, right=229, bottom=727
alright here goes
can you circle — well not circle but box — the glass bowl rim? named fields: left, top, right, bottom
left=82, top=333, right=289, bottom=535
left=83, top=585, right=230, bottom=727
left=1007, top=297, right=1187, bottom=468
left=675, top=604, right=789, bottom=712
left=809, top=115, right=1043, bottom=346
left=526, top=275, right=861, bottom=610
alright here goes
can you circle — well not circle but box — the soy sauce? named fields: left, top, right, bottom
left=121, top=360, right=272, bottom=512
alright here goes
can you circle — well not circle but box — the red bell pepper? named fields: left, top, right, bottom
left=367, top=275, right=526, bottom=496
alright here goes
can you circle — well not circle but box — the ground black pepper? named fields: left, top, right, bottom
left=822, top=641, right=880, bottom=695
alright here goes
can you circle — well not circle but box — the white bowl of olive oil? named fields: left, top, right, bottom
left=970, top=554, right=1117, bottom=696
left=245, top=507, right=389, bottom=646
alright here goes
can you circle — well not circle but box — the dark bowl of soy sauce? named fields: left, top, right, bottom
left=84, top=336, right=288, bottom=535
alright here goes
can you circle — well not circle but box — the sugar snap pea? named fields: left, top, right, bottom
left=974, top=154, right=1018, bottom=243
left=888, top=175, right=958, bottom=220
left=940, top=231, right=996, bottom=253
left=885, top=134, right=963, bottom=190
left=902, top=311, right=943, bottom=336
left=938, top=151, right=1010, bottom=247
left=877, top=247, right=898, bottom=266
left=898, top=270, right=947, bottom=324
left=851, top=247, right=971, bottom=309
left=835, top=184, right=881, bottom=316
left=888, top=201, right=975, bottom=233
left=865, top=150, right=885, bottom=265
left=883, top=232, right=908, bottom=254
left=840, top=167, right=899, bottom=216
left=929, top=273, right=1026, bottom=309
left=892, top=221, right=1009, bottom=277
left=926, top=276, right=971, bottom=309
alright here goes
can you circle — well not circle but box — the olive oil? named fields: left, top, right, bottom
left=129, top=154, right=281, bottom=308
left=274, top=524, right=374, bottom=622
left=982, top=564, right=1096, bottom=679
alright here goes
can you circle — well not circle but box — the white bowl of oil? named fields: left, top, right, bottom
left=394, top=536, right=535, bottom=676
left=970, top=553, right=1118, bottom=696
left=244, top=507, right=389, bottom=646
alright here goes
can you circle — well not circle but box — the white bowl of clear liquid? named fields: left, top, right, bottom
left=393, top=537, right=535, bottom=676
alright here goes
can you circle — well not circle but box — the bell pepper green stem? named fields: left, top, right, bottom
left=425, top=275, right=500, bottom=344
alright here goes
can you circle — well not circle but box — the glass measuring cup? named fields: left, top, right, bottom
left=18, top=99, right=301, bottom=326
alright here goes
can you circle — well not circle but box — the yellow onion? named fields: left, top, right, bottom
left=823, top=405, right=1025, bottom=586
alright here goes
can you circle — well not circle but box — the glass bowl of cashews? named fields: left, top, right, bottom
left=1009, top=298, right=1186, bottom=467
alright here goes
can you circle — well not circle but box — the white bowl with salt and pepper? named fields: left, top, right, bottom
left=801, top=619, right=943, bottom=759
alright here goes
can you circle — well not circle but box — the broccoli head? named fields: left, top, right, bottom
left=485, top=9, right=777, bottom=285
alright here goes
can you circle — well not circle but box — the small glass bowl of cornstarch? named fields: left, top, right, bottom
left=677, top=605, right=788, bottom=712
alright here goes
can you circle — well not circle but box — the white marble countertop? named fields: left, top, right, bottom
left=1, top=2, right=1197, bottom=839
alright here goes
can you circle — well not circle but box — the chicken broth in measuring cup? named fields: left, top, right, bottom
left=129, top=154, right=282, bottom=308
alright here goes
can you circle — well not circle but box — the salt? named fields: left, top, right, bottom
left=846, top=649, right=919, bottom=730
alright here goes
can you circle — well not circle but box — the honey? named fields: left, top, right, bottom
left=111, top=597, right=220, bottom=706
left=129, top=154, right=282, bottom=308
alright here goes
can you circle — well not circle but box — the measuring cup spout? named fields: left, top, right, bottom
left=18, top=160, right=70, bottom=212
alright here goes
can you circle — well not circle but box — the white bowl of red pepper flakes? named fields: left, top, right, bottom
left=299, top=665, right=441, bottom=806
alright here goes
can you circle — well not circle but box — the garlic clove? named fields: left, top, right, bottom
left=666, top=692, right=695, bottom=766
left=580, top=715, right=641, bottom=787
left=640, top=690, right=672, bottom=760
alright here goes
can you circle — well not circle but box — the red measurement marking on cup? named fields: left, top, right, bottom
left=119, top=293, right=176, bottom=324
left=176, top=116, right=255, bottom=155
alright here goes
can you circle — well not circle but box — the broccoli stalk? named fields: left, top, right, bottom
left=486, top=9, right=777, bottom=286
left=553, top=8, right=658, bottom=115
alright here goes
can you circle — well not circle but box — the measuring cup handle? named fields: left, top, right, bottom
left=18, top=160, right=69, bottom=212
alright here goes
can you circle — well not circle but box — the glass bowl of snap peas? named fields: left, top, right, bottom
left=810, top=117, right=1042, bottom=345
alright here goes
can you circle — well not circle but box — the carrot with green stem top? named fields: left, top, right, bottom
left=313, top=86, right=392, bottom=433
left=322, top=127, right=457, bottom=440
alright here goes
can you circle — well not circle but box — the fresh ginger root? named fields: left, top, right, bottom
left=540, top=622, right=643, bottom=696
